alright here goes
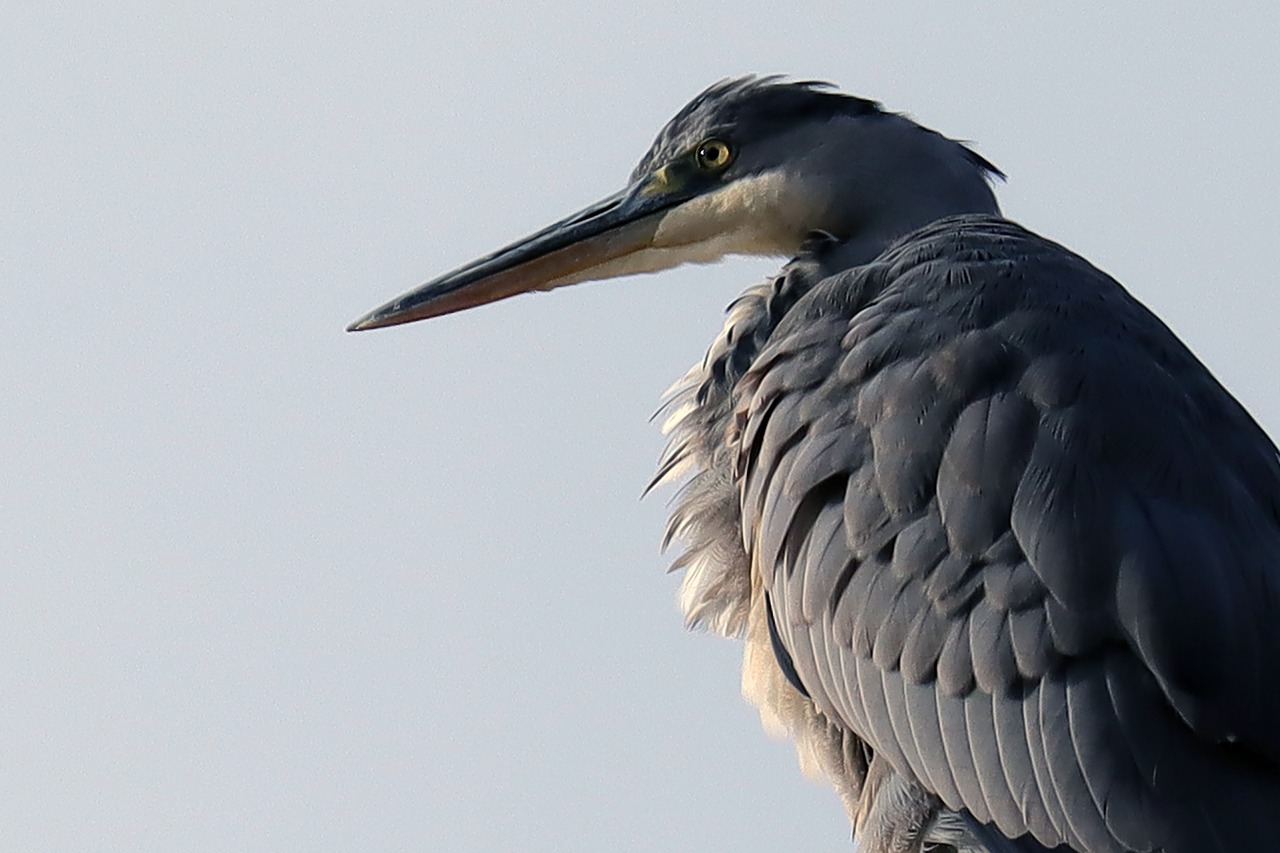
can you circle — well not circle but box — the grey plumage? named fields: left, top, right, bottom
left=722, top=214, right=1280, bottom=850
left=349, top=76, right=1280, bottom=851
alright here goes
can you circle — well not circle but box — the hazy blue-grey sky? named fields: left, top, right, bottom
left=4, top=4, right=1278, bottom=851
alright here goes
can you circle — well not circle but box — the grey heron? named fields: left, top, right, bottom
left=348, top=77, right=1280, bottom=852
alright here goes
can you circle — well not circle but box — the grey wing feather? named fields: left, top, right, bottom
left=963, top=690, right=1023, bottom=835
left=737, top=216, right=1280, bottom=851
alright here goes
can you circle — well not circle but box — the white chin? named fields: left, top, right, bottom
left=555, top=236, right=787, bottom=288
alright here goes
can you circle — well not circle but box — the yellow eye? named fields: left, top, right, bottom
left=695, top=138, right=733, bottom=171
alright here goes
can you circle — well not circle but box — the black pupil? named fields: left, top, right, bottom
left=701, top=144, right=723, bottom=164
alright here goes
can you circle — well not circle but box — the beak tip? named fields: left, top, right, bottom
left=346, top=309, right=393, bottom=332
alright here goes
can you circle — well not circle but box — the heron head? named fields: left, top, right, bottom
left=347, top=76, right=1002, bottom=331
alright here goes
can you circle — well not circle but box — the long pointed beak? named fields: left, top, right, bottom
left=347, top=179, right=689, bottom=332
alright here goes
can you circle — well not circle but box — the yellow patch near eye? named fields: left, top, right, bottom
left=641, top=164, right=682, bottom=196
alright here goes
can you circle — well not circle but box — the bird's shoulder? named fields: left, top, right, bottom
left=731, top=214, right=1280, bottom=848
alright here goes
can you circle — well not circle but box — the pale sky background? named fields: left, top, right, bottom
left=4, top=3, right=1279, bottom=852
